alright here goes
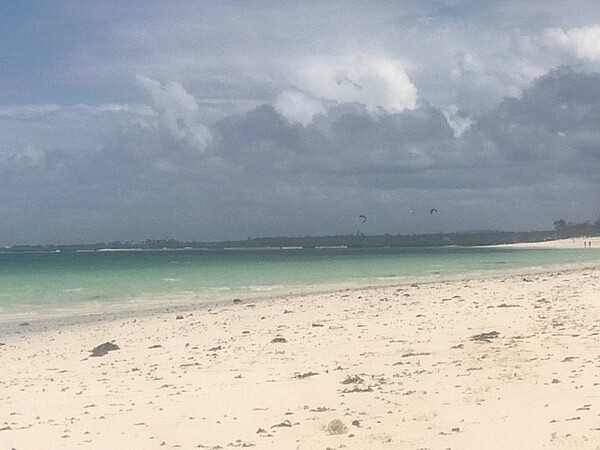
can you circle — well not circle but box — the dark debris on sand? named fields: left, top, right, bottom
left=294, top=371, right=319, bottom=379
left=90, top=342, right=120, bottom=357
left=326, top=419, right=347, bottom=435
left=271, top=420, right=292, bottom=428
left=470, top=331, right=500, bottom=343
left=341, top=375, right=364, bottom=385
left=401, top=351, right=431, bottom=358
left=342, top=386, right=373, bottom=393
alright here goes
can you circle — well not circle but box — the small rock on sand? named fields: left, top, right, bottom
left=326, top=419, right=347, bottom=435
left=341, top=375, right=363, bottom=385
left=90, top=342, right=120, bottom=357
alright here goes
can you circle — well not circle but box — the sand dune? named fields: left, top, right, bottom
left=2, top=265, right=600, bottom=449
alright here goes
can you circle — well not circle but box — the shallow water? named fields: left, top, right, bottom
left=1, top=246, right=600, bottom=319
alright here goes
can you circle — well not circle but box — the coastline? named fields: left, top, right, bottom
left=2, top=242, right=600, bottom=330
left=2, top=263, right=600, bottom=449
left=2, top=258, right=600, bottom=335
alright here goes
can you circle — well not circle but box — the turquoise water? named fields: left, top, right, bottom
left=1, top=247, right=600, bottom=318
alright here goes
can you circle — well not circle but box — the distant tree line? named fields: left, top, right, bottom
left=5, top=216, right=599, bottom=253
left=553, top=215, right=600, bottom=237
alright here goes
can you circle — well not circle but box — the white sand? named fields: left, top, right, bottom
left=2, top=265, right=600, bottom=449
left=489, top=236, right=600, bottom=249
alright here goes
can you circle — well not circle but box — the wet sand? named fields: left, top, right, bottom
left=2, top=265, right=600, bottom=449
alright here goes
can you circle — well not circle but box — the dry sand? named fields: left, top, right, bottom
left=2, top=265, right=600, bottom=449
left=489, top=236, right=600, bottom=249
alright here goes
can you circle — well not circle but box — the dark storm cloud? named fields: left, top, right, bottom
left=472, top=68, right=600, bottom=182
left=212, top=70, right=600, bottom=193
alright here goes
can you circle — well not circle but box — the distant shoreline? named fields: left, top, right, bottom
left=4, top=228, right=599, bottom=253
left=483, top=236, right=600, bottom=249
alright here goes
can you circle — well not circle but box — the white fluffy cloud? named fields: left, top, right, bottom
left=273, top=90, right=326, bottom=126
left=442, top=105, right=473, bottom=138
left=291, top=56, right=418, bottom=114
left=136, top=76, right=211, bottom=153
left=542, top=25, right=600, bottom=61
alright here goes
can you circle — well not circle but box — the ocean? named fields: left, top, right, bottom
left=1, top=246, right=600, bottom=320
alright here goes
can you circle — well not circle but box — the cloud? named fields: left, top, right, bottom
left=442, top=105, right=473, bottom=137
left=273, top=89, right=326, bottom=126
left=290, top=56, right=418, bottom=113
left=542, top=25, right=600, bottom=61
left=272, top=55, right=419, bottom=125
left=136, top=76, right=211, bottom=153
left=3, top=67, right=600, bottom=243
left=5, top=2, right=600, bottom=243
left=40, top=2, right=600, bottom=116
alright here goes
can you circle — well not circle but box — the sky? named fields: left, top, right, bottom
left=1, top=1, right=600, bottom=244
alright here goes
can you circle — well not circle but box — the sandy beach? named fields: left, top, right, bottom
left=490, top=236, right=600, bottom=250
left=2, top=265, right=600, bottom=449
